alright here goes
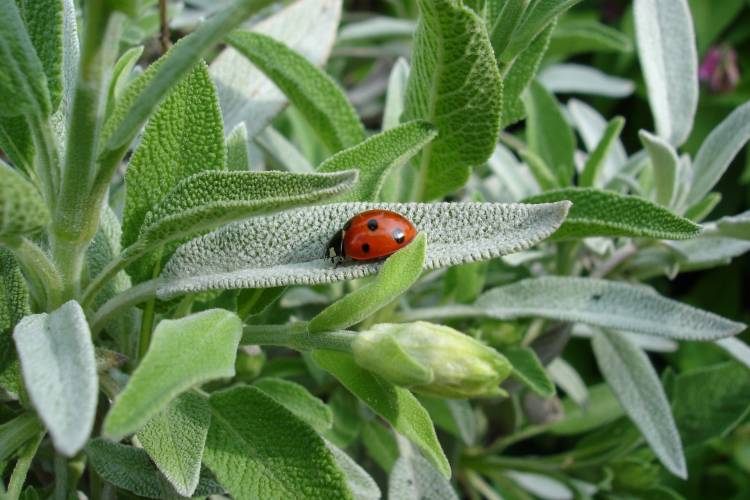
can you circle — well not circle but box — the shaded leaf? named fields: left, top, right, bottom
left=640, top=130, right=678, bottom=207
left=502, top=0, right=582, bottom=61
left=579, top=117, right=625, bottom=188
left=325, top=440, right=381, bottom=500
left=19, top=0, right=63, bottom=110
left=389, top=452, right=458, bottom=500
left=0, top=161, right=50, bottom=238
left=253, top=377, right=333, bottom=433
left=716, top=210, right=750, bottom=240
left=0, top=249, right=29, bottom=396
left=503, top=346, right=555, bottom=398
left=547, top=19, right=632, bottom=59
left=549, top=383, right=623, bottom=436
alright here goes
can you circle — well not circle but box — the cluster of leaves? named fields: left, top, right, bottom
left=1, top=0, right=750, bottom=499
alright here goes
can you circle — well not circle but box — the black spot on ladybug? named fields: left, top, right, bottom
left=392, top=228, right=405, bottom=244
left=367, top=219, right=378, bottom=231
left=361, top=243, right=370, bottom=253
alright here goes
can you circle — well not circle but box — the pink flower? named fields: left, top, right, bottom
left=699, top=45, right=740, bottom=93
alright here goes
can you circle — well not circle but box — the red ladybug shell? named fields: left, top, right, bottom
left=326, top=210, right=417, bottom=262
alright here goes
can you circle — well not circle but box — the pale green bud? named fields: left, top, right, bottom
left=351, top=321, right=512, bottom=399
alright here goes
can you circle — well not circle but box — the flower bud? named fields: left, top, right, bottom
left=351, top=321, right=512, bottom=399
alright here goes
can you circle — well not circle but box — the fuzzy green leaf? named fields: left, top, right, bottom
left=475, top=277, right=746, bottom=341
left=13, top=301, right=97, bottom=456
left=103, top=310, right=242, bottom=441
left=524, top=188, right=701, bottom=240
left=18, top=0, right=63, bottom=111
left=0, top=117, right=34, bottom=174
left=255, top=126, right=314, bottom=173
left=503, top=346, right=555, bottom=398
left=158, top=201, right=570, bottom=298
left=549, top=384, right=623, bottom=436
left=325, top=440, right=381, bottom=500
left=313, top=350, right=450, bottom=478
left=0, top=249, right=29, bottom=396
left=389, top=452, right=458, bottom=500
left=0, top=0, right=51, bottom=117
left=502, top=0, right=582, bottom=61
left=716, top=210, right=750, bottom=240
left=547, top=19, right=633, bottom=59
left=487, top=0, right=526, bottom=59
left=203, top=385, right=352, bottom=499
left=138, top=392, right=210, bottom=497
left=0, top=161, right=50, bottom=238
left=317, top=121, right=436, bottom=201
left=538, top=64, right=635, bottom=98
left=592, top=329, right=686, bottom=478
left=403, top=0, right=502, bottom=200
left=106, top=46, right=143, bottom=116
left=253, top=377, right=333, bottom=433
left=580, top=116, right=625, bottom=188
left=309, top=233, right=426, bottom=333
left=226, top=122, right=250, bottom=170
left=568, top=99, right=627, bottom=185
left=86, top=207, right=132, bottom=307
left=227, top=30, right=364, bottom=153
left=640, top=130, right=678, bottom=207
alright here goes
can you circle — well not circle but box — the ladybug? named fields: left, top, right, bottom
left=326, top=209, right=417, bottom=263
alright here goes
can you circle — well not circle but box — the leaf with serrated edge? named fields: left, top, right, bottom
left=103, top=310, right=242, bottom=441
left=503, top=346, right=555, bottom=398
left=253, top=377, right=333, bottom=433
left=0, top=161, right=50, bottom=238
left=313, top=350, right=450, bottom=478
left=13, top=301, right=97, bottom=456
left=403, top=0, right=502, bottom=200
left=317, top=121, right=436, bottom=201
left=474, top=277, right=746, bottom=341
left=592, top=329, right=686, bottom=478
left=158, top=201, right=570, bottom=298
left=524, top=188, right=701, bottom=240
left=203, top=385, right=351, bottom=499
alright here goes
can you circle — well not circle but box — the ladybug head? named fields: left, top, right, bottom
left=325, top=230, right=345, bottom=263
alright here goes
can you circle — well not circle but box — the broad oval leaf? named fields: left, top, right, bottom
left=203, top=385, right=351, bottom=498
left=524, top=188, right=701, bottom=240
left=0, top=161, right=50, bottom=238
left=591, top=329, right=686, bottom=478
left=103, top=309, right=242, bottom=441
left=474, top=277, right=745, bottom=341
left=13, top=301, right=97, bottom=456
left=158, top=201, right=570, bottom=298
left=403, top=0, right=502, bottom=200
left=227, top=30, right=364, bottom=153
left=634, top=0, right=698, bottom=146
left=253, top=377, right=333, bottom=433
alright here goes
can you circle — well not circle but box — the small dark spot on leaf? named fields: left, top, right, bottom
left=592, top=294, right=602, bottom=301
left=362, top=243, right=370, bottom=253
left=367, top=218, right=378, bottom=231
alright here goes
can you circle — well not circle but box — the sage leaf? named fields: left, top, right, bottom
left=18, top=0, right=63, bottom=111
left=715, top=337, right=750, bottom=370
left=634, top=0, right=698, bottom=146
left=255, top=126, right=314, bottom=173
left=549, top=384, right=623, bottom=436
left=418, top=397, right=477, bottom=445
left=503, top=0, right=583, bottom=61
left=579, top=117, right=625, bottom=188
left=227, top=30, right=364, bottom=153
left=487, top=0, right=526, bottom=59
left=309, top=233, right=426, bottom=333
left=547, top=359, right=588, bottom=407
left=403, top=0, right=502, bottom=200
left=389, top=452, right=458, bottom=500
left=524, top=188, right=701, bottom=240
left=313, top=350, right=450, bottom=478
left=138, top=392, right=210, bottom=497
left=716, top=210, right=750, bottom=240
left=688, top=101, right=750, bottom=205
left=0, top=249, right=29, bottom=396
left=474, top=277, right=746, bottom=341
left=210, top=0, right=342, bottom=137
left=0, top=161, right=50, bottom=238
left=669, top=235, right=750, bottom=270
left=383, top=58, right=409, bottom=131
left=639, top=130, right=678, bottom=207
left=547, top=19, right=633, bottom=59
left=591, top=329, right=686, bottom=478
left=325, top=440, right=381, bottom=500
left=13, top=301, right=97, bottom=456
left=106, top=46, right=143, bottom=117
left=539, top=64, right=634, bottom=98
left=317, top=121, right=437, bottom=201
left=159, top=201, right=570, bottom=298
left=0, top=117, right=34, bottom=175
left=203, top=385, right=351, bottom=498
left=503, top=346, right=555, bottom=398
left=226, top=122, right=250, bottom=170
left=103, top=310, right=242, bottom=441
left=568, top=99, right=627, bottom=185
left=253, top=377, right=333, bottom=433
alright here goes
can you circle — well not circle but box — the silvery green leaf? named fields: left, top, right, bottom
left=639, top=130, right=678, bottom=207
left=568, top=99, right=627, bottom=185
left=716, top=210, right=750, bottom=240
left=572, top=324, right=678, bottom=353
left=539, top=64, right=635, bottom=98
left=338, top=16, right=415, bottom=42
left=504, top=471, right=573, bottom=500
left=0, top=160, right=50, bottom=238
left=688, top=101, right=750, bottom=205
left=255, top=126, right=314, bottom=173
left=473, top=277, right=745, bottom=341
left=715, top=337, right=750, bottom=371
left=13, top=301, right=97, bottom=456
left=50, top=0, right=79, bottom=149
left=487, top=144, right=539, bottom=202
left=579, top=117, right=626, bottom=189
left=547, top=19, right=633, bottom=59
left=591, top=329, right=687, bottom=478
left=382, top=58, right=409, bottom=131
left=107, top=46, right=143, bottom=116
left=210, top=0, right=343, bottom=137
left=158, top=201, right=570, bottom=298
left=634, top=0, right=698, bottom=146
left=547, top=359, right=588, bottom=407
left=226, top=122, right=250, bottom=170
left=325, top=439, right=381, bottom=500
left=502, top=0, right=582, bottom=61
left=388, top=451, right=458, bottom=500
left=668, top=235, right=750, bottom=270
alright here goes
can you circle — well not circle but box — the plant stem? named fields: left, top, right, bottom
left=81, top=245, right=140, bottom=308
left=91, top=279, right=160, bottom=335
left=159, top=0, right=171, bottom=52
left=27, top=113, right=60, bottom=208
left=138, top=298, right=156, bottom=360
left=6, top=433, right=44, bottom=500
left=54, top=453, right=68, bottom=500
left=242, top=323, right=356, bottom=352
left=0, top=414, right=43, bottom=462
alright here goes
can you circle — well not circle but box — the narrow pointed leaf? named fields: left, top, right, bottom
left=475, top=277, right=746, bottom=340
left=317, top=121, right=437, bottom=201
left=580, top=117, right=625, bottom=188
left=255, top=126, right=314, bottom=173
left=592, top=329, right=686, bottom=478
left=103, top=310, right=242, bottom=441
left=640, top=130, right=678, bottom=207
left=524, top=188, right=701, bottom=240
left=548, top=384, right=622, bottom=436
left=227, top=30, right=364, bottom=153
left=488, top=0, right=527, bottom=59
left=0, top=161, right=50, bottom=238
left=313, top=350, right=450, bottom=478
left=0, top=249, right=29, bottom=395
left=716, top=210, right=750, bottom=240
left=253, top=377, right=333, bottom=433
left=503, top=0, right=583, bottom=61
left=20, top=0, right=64, bottom=110
left=309, top=233, right=426, bottom=333
left=107, top=46, right=143, bottom=116
left=715, top=337, right=750, bottom=370
left=226, top=122, right=250, bottom=170
left=547, top=19, right=633, bottom=59
left=158, top=201, right=570, bottom=298
left=403, top=0, right=502, bottom=200
left=13, top=301, right=97, bottom=456
left=503, top=346, right=555, bottom=398
left=539, top=64, right=634, bottom=97
left=568, top=99, right=626, bottom=185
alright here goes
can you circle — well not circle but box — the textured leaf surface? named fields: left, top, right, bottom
left=227, top=30, right=364, bottom=153
left=503, top=346, right=555, bottom=398
left=138, top=392, right=210, bottom=497
left=0, top=249, right=29, bottom=395
left=403, top=0, right=502, bottom=200
left=0, top=161, right=50, bottom=238
left=325, top=440, right=381, bottom=500
left=389, top=453, right=458, bottom=500
left=503, top=0, right=582, bottom=60
left=159, top=201, right=570, bottom=298
left=592, top=329, right=686, bottom=478
left=634, top=0, right=698, bottom=146
left=13, top=301, right=96, bottom=456
left=253, top=377, right=333, bottom=433
left=309, top=234, right=426, bottom=333
left=317, top=121, right=436, bottom=201
left=226, top=122, right=250, bottom=170
left=524, top=188, right=701, bottom=240
left=104, top=310, right=242, bottom=440
left=313, top=350, right=450, bottom=478
left=20, top=0, right=63, bottom=110
left=203, top=385, right=351, bottom=499
left=210, top=0, right=342, bottom=137
left=475, top=277, right=745, bottom=340
left=640, top=130, right=678, bottom=207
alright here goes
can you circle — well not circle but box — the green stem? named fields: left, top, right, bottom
left=6, top=433, right=44, bottom=500
left=91, top=279, right=160, bottom=335
left=54, top=453, right=68, bottom=500
left=81, top=244, right=142, bottom=308
left=50, top=237, right=87, bottom=303
left=3, top=236, right=64, bottom=310
left=138, top=298, right=156, bottom=360
left=27, top=113, right=60, bottom=208
left=555, top=241, right=579, bottom=276
left=242, top=323, right=356, bottom=352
